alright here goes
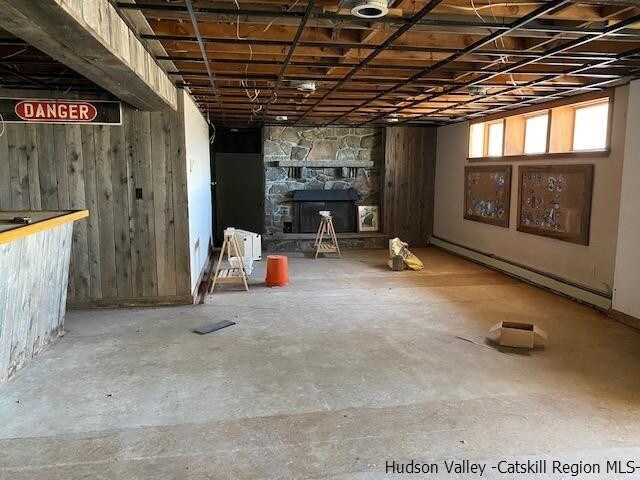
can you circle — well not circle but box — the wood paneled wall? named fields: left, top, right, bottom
left=383, top=126, right=437, bottom=247
left=0, top=94, right=192, bottom=306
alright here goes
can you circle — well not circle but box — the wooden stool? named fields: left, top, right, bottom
left=210, top=228, right=249, bottom=292
left=314, top=212, right=341, bottom=259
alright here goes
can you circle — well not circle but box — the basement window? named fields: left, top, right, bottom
left=467, top=91, right=612, bottom=160
left=487, top=120, right=504, bottom=157
left=524, top=112, right=549, bottom=155
left=573, top=100, right=610, bottom=151
left=469, top=123, right=485, bottom=158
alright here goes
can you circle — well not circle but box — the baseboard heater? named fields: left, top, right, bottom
left=429, top=236, right=612, bottom=311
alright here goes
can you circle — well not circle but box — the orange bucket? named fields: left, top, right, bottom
left=265, top=255, right=289, bottom=287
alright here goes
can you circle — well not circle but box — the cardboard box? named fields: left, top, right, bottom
left=489, top=321, right=548, bottom=349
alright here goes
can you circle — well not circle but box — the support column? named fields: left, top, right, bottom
left=612, top=79, right=640, bottom=324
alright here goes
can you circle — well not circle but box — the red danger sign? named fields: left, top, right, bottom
left=1, top=98, right=121, bottom=124
left=15, top=100, right=98, bottom=122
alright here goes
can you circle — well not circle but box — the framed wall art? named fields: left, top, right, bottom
left=464, top=165, right=512, bottom=228
left=357, top=205, right=380, bottom=232
left=517, top=164, right=594, bottom=245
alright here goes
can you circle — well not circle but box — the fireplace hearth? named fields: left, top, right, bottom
left=291, top=188, right=359, bottom=233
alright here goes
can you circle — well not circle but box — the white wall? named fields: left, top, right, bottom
left=183, top=91, right=212, bottom=292
left=433, top=86, right=629, bottom=294
left=612, top=80, right=640, bottom=318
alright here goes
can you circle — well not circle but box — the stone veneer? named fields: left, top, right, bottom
left=264, top=125, right=383, bottom=236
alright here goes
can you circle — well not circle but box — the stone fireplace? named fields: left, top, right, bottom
left=263, top=126, right=383, bottom=243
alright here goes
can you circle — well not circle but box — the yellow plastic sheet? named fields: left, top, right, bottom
left=388, top=237, right=424, bottom=271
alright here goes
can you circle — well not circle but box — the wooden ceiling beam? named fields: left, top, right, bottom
left=116, top=0, right=640, bottom=125
left=154, top=39, right=629, bottom=63
left=324, top=0, right=574, bottom=125
left=122, top=1, right=636, bottom=29
left=401, top=44, right=640, bottom=124
left=261, top=0, right=317, bottom=119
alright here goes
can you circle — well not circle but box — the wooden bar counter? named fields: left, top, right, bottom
left=0, top=210, right=88, bottom=384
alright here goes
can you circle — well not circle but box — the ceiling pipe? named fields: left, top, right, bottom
left=261, top=0, right=316, bottom=121
left=366, top=13, right=640, bottom=125
left=404, top=45, right=640, bottom=125
left=293, top=0, right=446, bottom=124
left=184, top=0, right=225, bottom=122
left=326, top=0, right=572, bottom=125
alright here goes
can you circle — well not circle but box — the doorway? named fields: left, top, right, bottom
left=212, top=127, right=264, bottom=244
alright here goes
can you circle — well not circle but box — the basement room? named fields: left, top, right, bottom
left=0, top=0, right=639, bottom=478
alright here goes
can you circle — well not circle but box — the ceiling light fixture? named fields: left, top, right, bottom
left=289, top=80, right=317, bottom=92
left=468, top=86, right=487, bottom=96
left=351, top=0, right=389, bottom=19
left=275, top=115, right=289, bottom=121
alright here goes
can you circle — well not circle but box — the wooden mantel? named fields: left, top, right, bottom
left=271, top=160, right=375, bottom=168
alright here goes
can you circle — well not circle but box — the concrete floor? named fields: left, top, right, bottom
left=1, top=247, right=640, bottom=479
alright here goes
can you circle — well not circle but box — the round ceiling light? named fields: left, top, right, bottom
left=351, top=0, right=389, bottom=19
left=289, top=80, right=317, bottom=92
left=468, top=86, right=487, bottom=96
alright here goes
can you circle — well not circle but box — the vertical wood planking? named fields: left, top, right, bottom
left=95, top=125, right=118, bottom=298
left=53, top=125, right=69, bottom=210
left=384, top=126, right=437, bottom=246
left=422, top=129, right=437, bottom=240
left=1, top=236, right=21, bottom=381
left=124, top=107, right=142, bottom=297
left=0, top=224, right=73, bottom=384
left=81, top=125, right=102, bottom=299
left=400, top=128, right=414, bottom=241
left=66, top=125, right=89, bottom=299
left=162, top=109, right=178, bottom=295
left=96, top=0, right=112, bottom=44
left=151, top=111, right=177, bottom=296
left=36, top=124, right=59, bottom=210
left=8, top=124, right=29, bottom=209
left=57, top=223, right=73, bottom=323
left=16, top=125, right=29, bottom=209
left=110, top=116, right=134, bottom=299
left=24, top=124, right=42, bottom=210
left=131, top=111, right=158, bottom=297
left=0, top=127, right=10, bottom=209
left=170, top=94, right=191, bottom=295
left=382, top=127, right=395, bottom=244
left=0, top=99, right=194, bottom=304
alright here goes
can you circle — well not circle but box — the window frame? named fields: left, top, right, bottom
left=485, top=119, right=505, bottom=157
left=468, top=122, right=485, bottom=158
left=523, top=110, right=550, bottom=156
left=467, top=90, right=613, bottom=162
left=571, top=98, right=611, bottom=153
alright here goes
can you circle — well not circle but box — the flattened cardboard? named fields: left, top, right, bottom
left=489, top=321, right=547, bottom=349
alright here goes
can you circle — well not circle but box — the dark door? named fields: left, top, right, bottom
left=213, top=152, right=265, bottom=242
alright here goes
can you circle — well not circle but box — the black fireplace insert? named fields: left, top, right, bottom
left=291, top=188, right=359, bottom=233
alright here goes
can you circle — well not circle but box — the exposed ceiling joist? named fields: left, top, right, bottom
left=108, top=0, right=640, bottom=126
